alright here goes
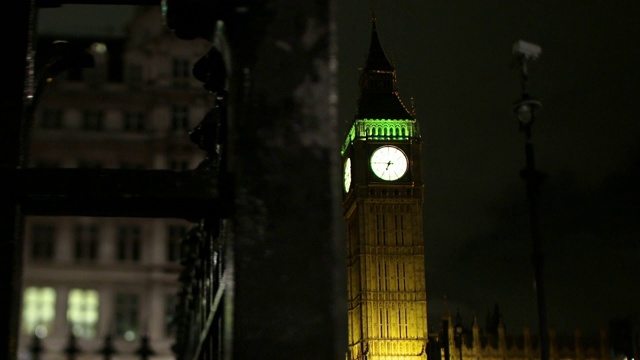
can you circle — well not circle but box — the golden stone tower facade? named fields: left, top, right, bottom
left=342, top=18, right=428, bottom=360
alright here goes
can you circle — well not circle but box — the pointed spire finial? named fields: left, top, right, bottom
left=370, top=5, right=377, bottom=23
left=364, top=13, right=394, bottom=72
left=355, top=10, right=415, bottom=121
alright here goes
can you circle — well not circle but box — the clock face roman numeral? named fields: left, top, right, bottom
left=370, top=146, right=408, bottom=181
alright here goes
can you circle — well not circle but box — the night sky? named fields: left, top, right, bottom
left=38, top=1, right=640, bottom=339
left=336, top=1, right=640, bottom=338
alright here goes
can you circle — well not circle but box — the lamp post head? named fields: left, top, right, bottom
left=513, top=40, right=542, bottom=62
left=512, top=98, right=542, bottom=127
left=512, top=40, right=542, bottom=97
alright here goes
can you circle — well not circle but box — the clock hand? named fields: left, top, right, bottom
left=386, top=161, right=392, bottom=170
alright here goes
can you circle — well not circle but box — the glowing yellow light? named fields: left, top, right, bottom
left=22, top=287, right=56, bottom=336
left=91, top=42, right=107, bottom=54
left=67, top=288, right=99, bottom=338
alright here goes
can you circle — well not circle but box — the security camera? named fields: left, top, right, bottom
left=512, top=40, right=541, bottom=60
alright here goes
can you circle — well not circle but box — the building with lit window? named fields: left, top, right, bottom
left=18, top=6, right=211, bottom=359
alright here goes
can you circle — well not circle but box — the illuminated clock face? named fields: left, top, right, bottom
left=370, top=146, right=408, bottom=181
left=343, top=158, right=352, bottom=192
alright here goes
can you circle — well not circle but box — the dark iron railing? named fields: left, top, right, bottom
left=28, top=332, right=156, bottom=360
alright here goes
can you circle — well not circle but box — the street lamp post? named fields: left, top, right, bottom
left=512, top=40, right=549, bottom=360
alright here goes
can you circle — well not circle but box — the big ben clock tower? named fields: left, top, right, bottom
left=342, top=17, right=427, bottom=360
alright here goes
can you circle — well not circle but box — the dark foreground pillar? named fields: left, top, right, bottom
left=0, top=2, right=32, bottom=359
left=228, top=1, right=346, bottom=359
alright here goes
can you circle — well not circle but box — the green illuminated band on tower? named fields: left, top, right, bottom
left=341, top=118, right=420, bottom=155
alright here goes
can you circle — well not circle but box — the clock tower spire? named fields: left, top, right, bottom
left=342, top=17, right=427, bottom=360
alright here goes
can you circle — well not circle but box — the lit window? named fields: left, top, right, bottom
left=167, top=225, right=187, bottom=262
left=115, top=293, right=139, bottom=341
left=170, top=105, right=189, bottom=131
left=67, top=288, right=99, bottom=338
left=22, top=287, right=56, bottom=337
left=30, top=224, right=56, bottom=261
left=117, top=225, right=141, bottom=262
left=74, top=224, right=99, bottom=262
